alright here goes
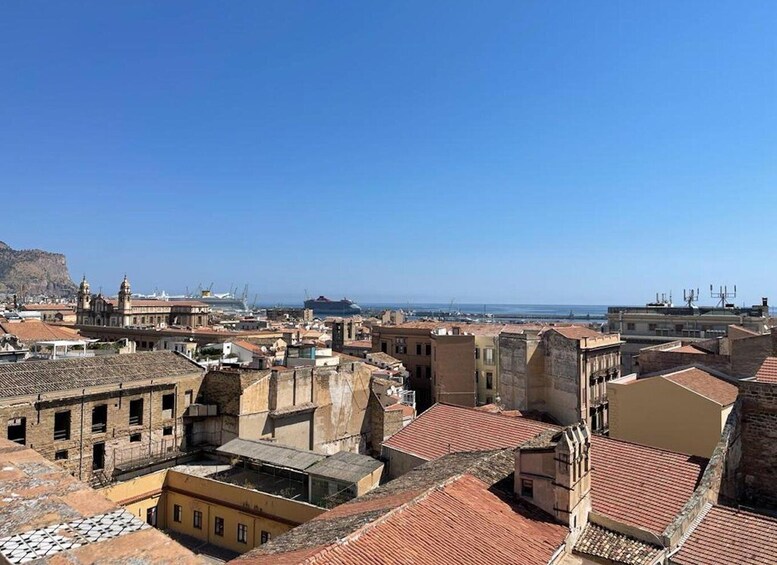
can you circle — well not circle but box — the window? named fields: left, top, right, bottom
left=237, top=523, right=248, bottom=544
left=55, top=449, right=68, bottom=460
left=416, top=343, right=422, bottom=356
left=261, top=530, right=270, bottom=544
left=214, top=516, right=224, bottom=536
left=173, top=504, right=182, bottom=523
left=484, top=348, right=495, bottom=365
left=162, top=394, right=175, bottom=418
left=193, top=510, right=202, bottom=529
left=486, top=396, right=493, bottom=404
left=675, top=324, right=684, bottom=333
left=130, top=433, right=141, bottom=443
left=521, top=479, right=534, bottom=498
left=626, top=323, right=635, bottom=331
left=425, top=366, right=431, bottom=379
left=395, top=338, right=406, bottom=355
left=474, top=347, right=480, bottom=360
left=163, top=426, right=173, bottom=436
left=486, top=372, right=493, bottom=390
left=129, top=398, right=143, bottom=426
left=91, top=404, right=107, bottom=433
left=381, top=341, right=387, bottom=353
left=648, top=323, right=657, bottom=331
left=475, top=370, right=479, bottom=383
left=7, top=417, right=26, bottom=445
left=54, top=411, right=71, bottom=441
left=425, top=344, right=431, bottom=356
left=184, top=390, right=193, bottom=407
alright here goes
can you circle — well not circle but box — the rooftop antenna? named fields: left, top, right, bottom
left=683, top=288, right=700, bottom=307
left=710, top=284, right=737, bottom=308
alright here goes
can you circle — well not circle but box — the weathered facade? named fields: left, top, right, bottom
left=0, top=351, right=205, bottom=484
left=194, top=363, right=374, bottom=455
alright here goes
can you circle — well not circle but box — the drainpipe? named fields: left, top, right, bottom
left=79, top=389, right=85, bottom=481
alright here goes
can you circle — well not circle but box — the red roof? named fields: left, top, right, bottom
left=590, top=435, right=706, bottom=535
left=241, top=474, right=567, bottom=565
left=673, top=505, right=777, bottom=565
left=548, top=326, right=605, bottom=340
left=382, top=403, right=556, bottom=460
left=663, top=367, right=738, bottom=406
left=673, top=344, right=708, bottom=354
left=383, top=403, right=707, bottom=536
left=755, top=357, right=777, bottom=384
left=0, top=319, right=81, bottom=342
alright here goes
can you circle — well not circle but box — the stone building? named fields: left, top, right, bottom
left=499, top=326, right=622, bottom=432
left=1, top=351, right=205, bottom=484
left=76, top=275, right=210, bottom=328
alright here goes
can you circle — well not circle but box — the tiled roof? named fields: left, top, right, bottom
left=381, top=403, right=706, bottom=537
left=590, top=435, right=707, bottom=535
left=234, top=450, right=566, bottom=565
left=548, top=326, right=606, bottom=340
left=0, top=351, right=203, bottom=398
left=382, top=403, right=556, bottom=460
left=20, top=303, right=75, bottom=311
left=663, top=367, right=738, bottom=406
left=0, top=439, right=203, bottom=564
left=755, top=356, right=777, bottom=383
left=574, top=523, right=662, bottom=564
left=673, top=505, right=777, bottom=565
left=232, top=339, right=265, bottom=354
left=0, top=319, right=81, bottom=342
left=673, top=344, right=709, bottom=354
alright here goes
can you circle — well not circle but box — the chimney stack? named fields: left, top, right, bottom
left=515, top=423, right=592, bottom=533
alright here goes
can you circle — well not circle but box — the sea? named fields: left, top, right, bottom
left=360, top=303, right=609, bottom=322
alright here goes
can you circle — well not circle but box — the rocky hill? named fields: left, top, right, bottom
left=0, top=241, right=77, bottom=298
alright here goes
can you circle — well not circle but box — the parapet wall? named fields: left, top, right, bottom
left=737, top=380, right=777, bottom=509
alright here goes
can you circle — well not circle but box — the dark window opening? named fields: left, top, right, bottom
left=55, top=449, right=68, bottom=460
left=163, top=426, right=173, bottom=436
left=173, top=504, right=182, bottom=523
left=54, top=411, right=71, bottom=441
left=7, top=417, right=26, bottom=445
left=416, top=343, right=422, bottom=355
left=486, top=372, right=493, bottom=390
left=214, top=516, right=224, bottom=536
left=130, top=433, right=141, bottom=443
left=261, top=530, right=270, bottom=544
left=426, top=344, right=431, bottom=356
left=237, top=523, right=247, bottom=544
left=193, top=510, right=202, bottom=529
left=381, top=341, right=387, bottom=353
left=91, top=404, right=107, bottom=433
left=521, top=479, right=534, bottom=498
left=162, top=393, right=175, bottom=412
left=129, top=399, right=143, bottom=426
left=92, top=442, right=105, bottom=470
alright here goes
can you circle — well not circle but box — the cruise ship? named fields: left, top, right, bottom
left=304, top=296, right=362, bottom=317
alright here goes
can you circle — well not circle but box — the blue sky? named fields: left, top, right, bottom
left=2, top=2, right=776, bottom=305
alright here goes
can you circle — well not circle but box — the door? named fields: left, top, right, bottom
left=92, top=442, right=105, bottom=471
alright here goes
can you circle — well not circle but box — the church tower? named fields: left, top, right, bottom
left=76, top=276, right=91, bottom=324
left=118, top=275, right=132, bottom=313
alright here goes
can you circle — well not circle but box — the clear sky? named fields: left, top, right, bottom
left=3, top=2, right=777, bottom=305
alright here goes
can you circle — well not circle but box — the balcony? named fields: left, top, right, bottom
left=184, top=404, right=218, bottom=418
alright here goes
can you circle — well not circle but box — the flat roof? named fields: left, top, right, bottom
left=217, top=438, right=326, bottom=472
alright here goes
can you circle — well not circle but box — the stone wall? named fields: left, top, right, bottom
left=638, top=349, right=731, bottom=375
left=736, top=380, right=777, bottom=509
left=730, top=333, right=772, bottom=378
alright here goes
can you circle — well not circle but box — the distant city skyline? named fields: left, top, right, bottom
left=4, top=2, right=777, bottom=305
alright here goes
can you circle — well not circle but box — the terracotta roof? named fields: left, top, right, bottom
left=232, top=339, right=265, bottom=354
left=662, top=367, right=738, bottom=406
left=673, top=344, right=709, bottom=354
left=0, top=439, right=203, bottom=564
left=20, top=303, right=75, bottom=311
left=0, top=319, right=81, bottom=342
left=755, top=356, right=777, bottom=383
left=574, top=523, right=661, bottom=564
left=234, top=450, right=566, bottom=565
left=548, top=326, right=605, bottom=340
left=382, top=403, right=706, bottom=537
left=590, top=435, right=706, bottom=535
left=673, top=504, right=777, bottom=565
left=382, top=403, right=556, bottom=460
left=0, top=351, right=203, bottom=398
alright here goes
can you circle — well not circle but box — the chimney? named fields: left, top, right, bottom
left=763, top=297, right=769, bottom=307
left=515, top=423, right=591, bottom=533
left=452, top=326, right=461, bottom=336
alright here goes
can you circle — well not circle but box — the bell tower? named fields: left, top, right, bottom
left=76, top=276, right=91, bottom=323
left=118, top=275, right=132, bottom=312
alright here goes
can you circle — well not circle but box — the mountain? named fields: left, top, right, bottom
left=0, top=241, right=77, bottom=298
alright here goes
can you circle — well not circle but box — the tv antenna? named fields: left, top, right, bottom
left=710, top=284, right=736, bottom=308
left=683, top=288, right=700, bottom=307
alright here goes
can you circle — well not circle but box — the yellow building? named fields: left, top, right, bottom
left=607, top=366, right=738, bottom=458
left=101, top=465, right=325, bottom=556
